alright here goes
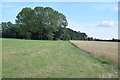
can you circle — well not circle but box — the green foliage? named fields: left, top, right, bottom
left=87, top=37, right=94, bottom=41
left=2, top=6, right=88, bottom=40
left=66, top=28, right=87, bottom=40
left=16, top=7, right=36, bottom=39
left=15, top=6, right=68, bottom=40
left=2, top=22, right=22, bottom=38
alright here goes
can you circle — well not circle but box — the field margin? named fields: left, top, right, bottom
left=69, top=40, right=117, bottom=66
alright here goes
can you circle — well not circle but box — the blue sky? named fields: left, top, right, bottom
left=1, top=2, right=118, bottom=39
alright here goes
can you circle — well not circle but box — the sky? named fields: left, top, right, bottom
left=1, top=2, right=118, bottom=39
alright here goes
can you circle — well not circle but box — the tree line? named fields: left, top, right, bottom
left=1, top=6, right=88, bottom=40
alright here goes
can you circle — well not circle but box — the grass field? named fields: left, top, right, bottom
left=2, top=39, right=118, bottom=78
left=70, top=40, right=118, bottom=64
left=0, top=38, right=2, bottom=79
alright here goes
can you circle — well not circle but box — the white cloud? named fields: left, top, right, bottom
left=67, top=20, right=118, bottom=39
left=113, top=5, right=120, bottom=11
left=113, top=6, right=118, bottom=11
left=98, top=20, right=115, bottom=27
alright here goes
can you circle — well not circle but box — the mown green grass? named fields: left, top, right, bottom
left=2, top=39, right=118, bottom=78
left=0, top=38, right=2, bottom=79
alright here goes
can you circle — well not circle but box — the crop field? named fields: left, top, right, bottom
left=70, top=40, right=118, bottom=64
left=2, top=39, right=118, bottom=78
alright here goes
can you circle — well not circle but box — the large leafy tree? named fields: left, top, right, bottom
left=34, top=7, right=44, bottom=39
left=16, top=6, right=68, bottom=40
left=16, top=7, right=36, bottom=39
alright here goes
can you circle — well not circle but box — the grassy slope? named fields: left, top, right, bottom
left=0, top=38, right=2, bottom=79
left=2, top=39, right=118, bottom=78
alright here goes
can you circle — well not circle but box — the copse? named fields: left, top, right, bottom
left=2, top=6, right=88, bottom=40
left=2, top=22, right=21, bottom=38
left=16, top=6, right=68, bottom=40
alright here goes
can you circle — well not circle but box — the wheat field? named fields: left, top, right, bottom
left=70, top=40, right=118, bottom=64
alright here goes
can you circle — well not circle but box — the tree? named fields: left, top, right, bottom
left=2, top=6, right=88, bottom=40
left=34, top=7, right=45, bottom=40
left=87, top=37, right=93, bottom=41
left=0, top=24, right=1, bottom=38
left=65, top=28, right=87, bottom=40
left=16, top=6, right=68, bottom=40
left=16, top=7, right=36, bottom=39
left=2, top=22, right=21, bottom=38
